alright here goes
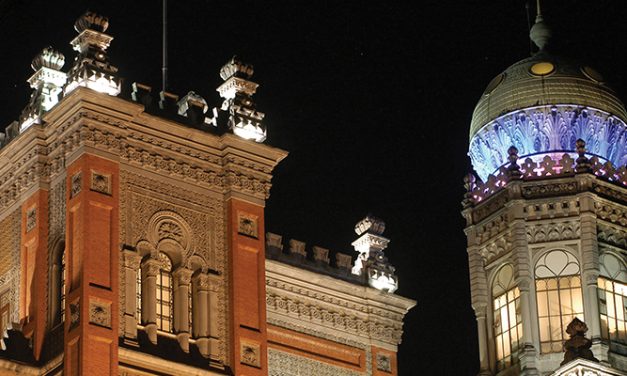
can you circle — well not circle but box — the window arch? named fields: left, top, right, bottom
left=535, top=250, right=584, bottom=354
left=156, top=252, right=173, bottom=333
left=492, top=264, right=521, bottom=371
left=598, top=252, right=627, bottom=351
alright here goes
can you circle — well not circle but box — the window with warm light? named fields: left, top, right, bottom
left=136, top=267, right=142, bottom=324
left=598, top=252, right=627, bottom=353
left=535, top=250, right=584, bottom=354
left=492, top=264, right=522, bottom=370
left=156, top=253, right=173, bottom=332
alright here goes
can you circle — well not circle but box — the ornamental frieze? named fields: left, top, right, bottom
left=527, top=221, right=581, bottom=244
left=595, top=202, right=627, bottom=226
left=266, top=291, right=403, bottom=345
left=597, top=223, right=627, bottom=249
left=522, top=181, right=578, bottom=199
left=479, top=235, right=511, bottom=263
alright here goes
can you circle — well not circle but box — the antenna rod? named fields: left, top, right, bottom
left=162, top=0, right=168, bottom=92
left=525, top=1, right=533, bottom=54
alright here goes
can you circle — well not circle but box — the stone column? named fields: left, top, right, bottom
left=172, top=267, right=193, bottom=353
left=192, top=272, right=210, bottom=357
left=141, top=258, right=161, bottom=344
left=509, top=200, right=539, bottom=375
left=122, top=249, right=142, bottom=341
left=577, top=189, right=605, bottom=360
left=475, top=305, right=492, bottom=375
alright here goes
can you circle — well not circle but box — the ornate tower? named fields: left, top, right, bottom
left=463, top=7, right=627, bottom=376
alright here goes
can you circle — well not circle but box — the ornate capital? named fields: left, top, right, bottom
left=122, top=249, right=142, bottom=270
left=172, top=267, right=193, bottom=285
left=141, top=258, right=161, bottom=277
left=192, top=273, right=210, bottom=291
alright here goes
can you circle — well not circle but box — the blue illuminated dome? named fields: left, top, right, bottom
left=468, top=19, right=627, bottom=181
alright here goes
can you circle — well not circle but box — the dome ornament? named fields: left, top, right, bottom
left=506, top=146, right=522, bottom=179
left=529, top=0, right=552, bottom=51
left=575, top=139, right=591, bottom=173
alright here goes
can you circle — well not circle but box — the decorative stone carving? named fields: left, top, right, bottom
left=71, top=172, right=82, bottom=198
left=268, top=348, right=361, bottom=376
left=522, top=182, right=578, bottom=199
left=561, top=318, right=598, bottom=366
left=351, top=216, right=397, bottom=293
left=237, top=212, right=258, bottom=238
left=597, top=224, right=627, bottom=248
left=0, top=210, right=21, bottom=325
left=527, top=221, right=581, bottom=244
left=70, top=301, right=80, bottom=330
left=289, top=239, right=306, bottom=257
left=240, top=340, right=261, bottom=368
left=89, top=299, right=111, bottom=328
left=376, top=353, right=392, bottom=372
left=478, top=235, right=511, bottom=263
left=312, top=246, right=330, bottom=264
left=336, top=253, right=352, bottom=270
left=119, top=170, right=228, bottom=364
left=469, top=105, right=627, bottom=181
left=26, top=207, right=37, bottom=233
left=90, top=170, right=111, bottom=195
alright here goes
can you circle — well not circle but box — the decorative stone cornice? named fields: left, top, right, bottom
left=265, top=259, right=415, bottom=347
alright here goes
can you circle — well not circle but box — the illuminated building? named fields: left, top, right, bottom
left=463, top=6, right=627, bottom=376
left=0, top=12, right=415, bottom=376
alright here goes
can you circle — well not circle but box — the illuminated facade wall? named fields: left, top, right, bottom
left=0, top=11, right=414, bottom=376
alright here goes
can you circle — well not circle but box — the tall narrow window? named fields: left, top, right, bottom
left=535, top=250, right=584, bottom=354
left=60, top=250, right=66, bottom=322
left=492, top=264, right=522, bottom=371
left=156, top=253, right=173, bottom=332
left=598, top=252, right=627, bottom=353
left=136, top=266, right=142, bottom=324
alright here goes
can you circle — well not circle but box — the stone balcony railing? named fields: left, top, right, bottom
left=465, top=149, right=627, bottom=205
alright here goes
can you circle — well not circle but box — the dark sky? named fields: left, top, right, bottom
left=1, top=1, right=627, bottom=375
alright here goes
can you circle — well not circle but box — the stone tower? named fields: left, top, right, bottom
left=463, top=7, right=627, bottom=376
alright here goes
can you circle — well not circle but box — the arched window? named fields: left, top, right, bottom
left=535, top=250, right=584, bottom=354
left=156, top=253, right=173, bottom=332
left=598, top=252, right=627, bottom=351
left=492, top=264, right=522, bottom=371
left=136, top=265, right=142, bottom=324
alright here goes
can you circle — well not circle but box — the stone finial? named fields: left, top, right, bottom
left=561, top=318, right=598, bottom=365
left=74, top=11, right=109, bottom=33
left=220, top=56, right=254, bottom=81
left=64, top=11, right=120, bottom=97
left=462, top=173, right=476, bottom=209
left=575, top=139, right=591, bottom=173
left=351, top=216, right=397, bottom=293
left=506, top=146, right=522, bottom=179
left=216, top=56, right=266, bottom=142
left=266, top=233, right=283, bottom=250
left=177, top=91, right=208, bottom=124
left=31, top=47, right=65, bottom=71
left=529, top=1, right=552, bottom=51
left=355, top=215, right=385, bottom=236
left=19, top=47, right=67, bottom=132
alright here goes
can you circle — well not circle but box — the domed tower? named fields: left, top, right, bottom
left=463, top=5, right=627, bottom=376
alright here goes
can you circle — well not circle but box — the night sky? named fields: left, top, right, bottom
left=1, top=1, right=627, bottom=374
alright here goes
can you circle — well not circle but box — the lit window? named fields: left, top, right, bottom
left=535, top=250, right=584, bottom=354
left=60, top=250, right=66, bottom=323
left=136, top=267, right=142, bottom=324
left=492, top=264, right=522, bottom=370
left=156, top=253, right=173, bottom=333
left=598, top=253, right=627, bottom=353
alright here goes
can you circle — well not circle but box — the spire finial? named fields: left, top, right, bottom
left=529, top=0, right=552, bottom=51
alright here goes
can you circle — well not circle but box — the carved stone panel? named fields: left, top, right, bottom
left=90, top=170, right=112, bottom=195
left=240, top=340, right=261, bottom=368
left=26, top=207, right=37, bottom=233
left=238, top=212, right=258, bottom=239
left=89, top=299, right=111, bottom=328
left=268, top=348, right=362, bottom=376
left=376, top=353, right=392, bottom=372
left=71, top=171, right=82, bottom=198
left=70, top=300, right=80, bottom=330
